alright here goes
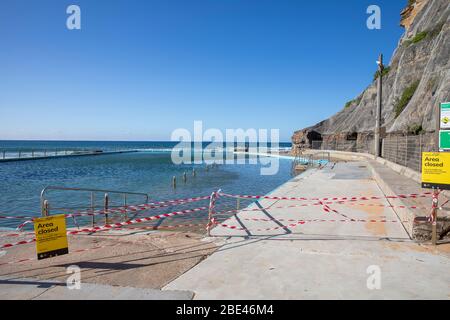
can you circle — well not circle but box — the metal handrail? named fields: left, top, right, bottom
left=0, top=148, right=136, bottom=160
left=40, top=186, right=149, bottom=220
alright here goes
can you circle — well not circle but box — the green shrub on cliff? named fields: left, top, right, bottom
left=403, top=21, right=444, bottom=48
left=394, top=80, right=420, bottom=118
left=407, top=123, right=424, bottom=135
left=344, top=95, right=363, bottom=109
left=403, top=31, right=428, bottom=47
left=373, top=66, right=391, bottom=81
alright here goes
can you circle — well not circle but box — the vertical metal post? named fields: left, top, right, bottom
left=104, top=193, right=109, bottom=224
left=123, top=194, right=128, bottom=220
left=91, top=192, right=95, bottom=227
left=395, top=136, right=398, bottom=163
left=436, top=102, right=441, bottom=151
left=419, top=134, right=423, bottom=172
left=192, top=168, right=196, bottom=177
left=183, top=172, right=187, bottom=183
left=405, top=135, right=408, bottom=167
left=172, top=176, right=177, bottom=189
left=206, top=192, right=216, bottom=237
left=42, top=200, right=50, bottom=217
left=18, top=151, right=21, bottom=158
left=431, top=189, right=439, bottom=245
left=375, top=54, right=383, bottom=158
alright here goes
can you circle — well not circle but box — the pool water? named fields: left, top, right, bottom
left=0, top=151, right=296, bottom=230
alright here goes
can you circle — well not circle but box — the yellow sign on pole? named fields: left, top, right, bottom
left=421, top=152, right=450, bottom=190
left=34, top=214, right=69, bottom=260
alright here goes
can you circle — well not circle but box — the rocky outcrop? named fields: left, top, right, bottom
left=293, top=0, right=450, bottom=151
left=400, top=0, right=428, bottom=31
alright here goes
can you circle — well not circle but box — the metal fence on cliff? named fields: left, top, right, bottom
left=311, top=134, right=434, bottom=173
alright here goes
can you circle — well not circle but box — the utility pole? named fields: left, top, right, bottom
left=375, top=53, right=384, bottom=158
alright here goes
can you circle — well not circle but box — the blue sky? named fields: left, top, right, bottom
left=0, top=0, right=406, bottom=142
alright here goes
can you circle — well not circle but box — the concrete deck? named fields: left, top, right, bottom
left=164, top=162, right=450, bottom=299
left=0, top=231, right=217, bottom=299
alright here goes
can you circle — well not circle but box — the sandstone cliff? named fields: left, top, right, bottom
left=293, top=0, right=450, bottom=150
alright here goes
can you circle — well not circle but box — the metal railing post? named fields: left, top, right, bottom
left=431, top=189, right=439, bottom=246
left=91, top=192, right=95, bottom=227
left=123, top=194, right=128, bottom=220
left=419, top=134, right=423, bottom=172
left=42, top=200, right=50, bottom=217
left=104, top=193, right=109, bottom=224
left=395, top=136, right=398, bottom=164
left=405, top=136, right=408, bottom=167
left=206, top=191, right=218, bottom=237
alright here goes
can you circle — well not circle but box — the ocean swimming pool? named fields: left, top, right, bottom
left=0, top=151, right=296, bottom=230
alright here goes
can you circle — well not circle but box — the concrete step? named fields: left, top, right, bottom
left=0, top=276, right=193, bottom=300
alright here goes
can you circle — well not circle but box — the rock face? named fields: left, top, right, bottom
left=293, top=0, right=450, bottom=151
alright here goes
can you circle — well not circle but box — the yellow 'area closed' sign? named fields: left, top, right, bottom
left=421, top=152, right=450, bottom=190
left=34, top=214, right=69, bottom=260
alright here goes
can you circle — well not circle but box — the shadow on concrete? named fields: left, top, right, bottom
left=0, top=240, right=216, bottom=280
left=59, top=261, right=148, bottom=270
left=0, top=278, right=63, bottom=288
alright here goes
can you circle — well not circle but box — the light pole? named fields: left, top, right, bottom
left=375, top=53, right=384, bottom=158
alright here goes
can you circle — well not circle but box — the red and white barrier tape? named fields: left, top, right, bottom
left=427, top=191, right=440, bottom=223
left=1, top=238, right=36, bottom=249
left=2, top=206, right=208, bottom=249
left=13, top=195, right=210, bottom=231
left=218, top=191, right=432, bottom=203
left=0, top=231, right=35, bottom=238
left=211, top=218, right=306, bottom=232
left=66, top=206, right=208, bottom=236
left=214, top=200, right=426, bottom=215
left=238, top=217, right=402, bottom=223
left=2, top=196, right=210, bottom=223
left=106, top=223, right=207, bottom=232
left=64, top=195, right=210, bottom=219
left=206, top=191, right=220, bottom=232
left=212, top=217, right=403, bottom=232
left=0, top=214, right=35, bottom=220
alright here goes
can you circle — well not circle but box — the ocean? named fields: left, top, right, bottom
left=0, top=141, right=295, bottom=231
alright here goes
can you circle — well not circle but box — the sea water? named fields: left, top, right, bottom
left=0, top=141, right=294, bottom=230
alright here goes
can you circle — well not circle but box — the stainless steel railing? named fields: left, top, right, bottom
left=1, top=149, right=100, bottom=160
left=0, top=148, right=136, bottom=160
left=40, top=186, right=149, bottom=226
